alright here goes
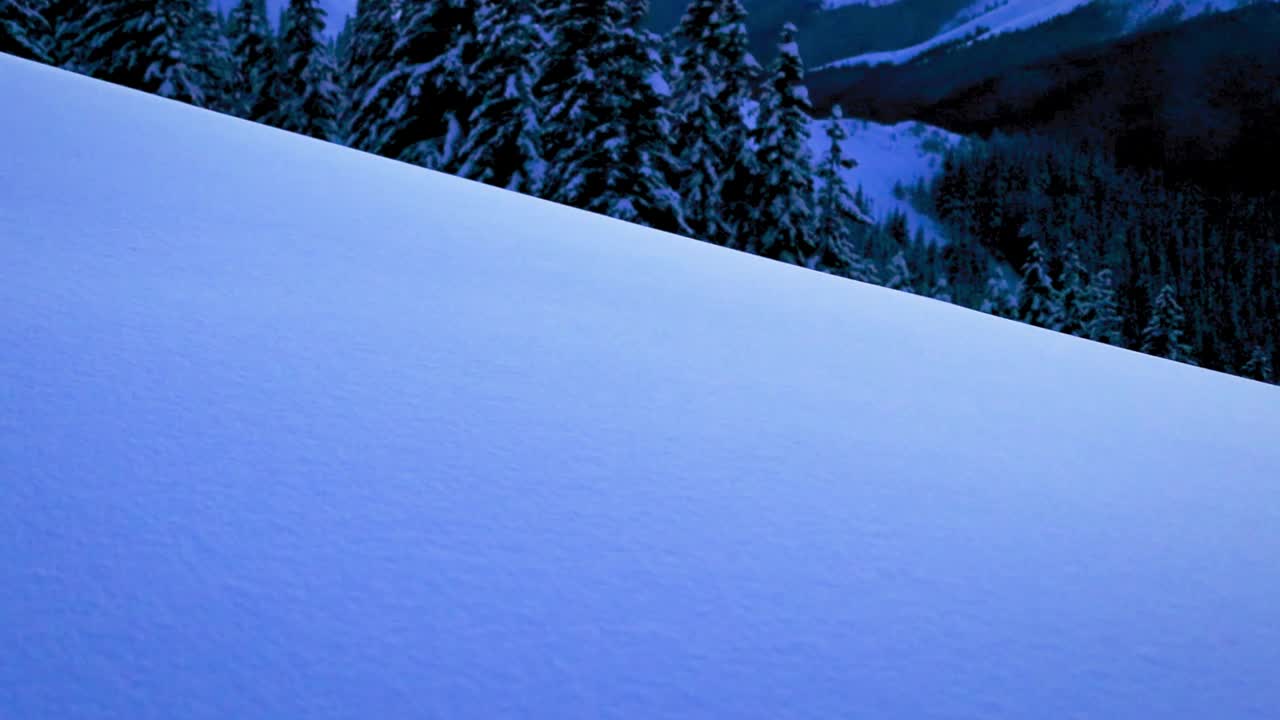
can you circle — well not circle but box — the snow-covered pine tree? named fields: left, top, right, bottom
left=46, top=0, right=87, bottom=67
left=345, top=0, right=475, bottom=166
left=1241, top=345, right=1274, bottom=384
left=883, top=251, right=915, bottom=294
left=70, top=0, right=213, bottom=106
left=1017, top=240, right=1057, bottom=329
left=980, top=273, right=1016, bottom=318
left=1052, top=243, right=1089, bottom=336
left=225, top=0, right=278, bottom=122
left=340, top=0, right=396, bottom=151
left=931, top=276, right=953, bottom=303
left=452, top=0, right=549, bottom=194
left=1141, top=284, right=1193, bottom=363
left=671, top=0, right=758, bottom=245
left=540, top=0, right=686, bottom=234
left=1, top=0, right=51, bottom=61
left=274, top=0, right=342, bottom=141
left=813, top=105, right=875, bottom=276
left=748, top=22, right=815, bottom=263
left=191, top=2, right=237, bottom=113
left=1083, top=268, right=1122, bottom=345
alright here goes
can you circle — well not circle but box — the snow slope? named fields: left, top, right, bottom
left=3, top=54, right=1280, bottom=719
left=820, top=0, right=1273, bottom=69
left=811, top=116, right=963, bottom=243
left=821, top=0, right=1095, bottom=68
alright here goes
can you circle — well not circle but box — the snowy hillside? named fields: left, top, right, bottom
left=4, top=54, right=1280, bottom=719
left=811, top=116, right=963, bottom=243
left=820, top=0, right=1272, bottom=68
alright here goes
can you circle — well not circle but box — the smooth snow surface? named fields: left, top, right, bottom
left=3, top=56, right=1280, bottom=719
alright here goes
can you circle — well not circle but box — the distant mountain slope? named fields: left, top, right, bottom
left=919, top=3, right=1280, bottom=191
left=810, top=0, right=1128, bottom=119
left=811, top=2, right=1280, bottom=191
left=648, top=0, right=973, bottom=66
left=4, top=54, right=1280, bottom=720
left=819, top=0, right=1272, bottom=69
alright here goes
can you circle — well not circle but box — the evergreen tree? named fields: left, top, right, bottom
left=980, top=273, right=1017, bottom=318
left=1083, top=268, right=1123, bottom=345
left=397, top=0, right=476, bottom=168
left=883, top=251, right=915, bottom=294
left=1, top=0, right=51, bottom=61
left=813, top=105, right=875, bottom=274
left=453, top=0, right=549, bottom=194
left=931, top=276, right=953, bottom=303
left=1242, top=346, right=1274, bottom=384
left=671, top=0, right=758, bottom=245
left=1141, top=284, right=1193, bottom=363
left=191, top=2, right=237, bottom=113
left=346, top=0, right=475, bottom=165
left=275, top=0, right=342, bottom=141
left=71, top=0, right=213, bottom=106
left=1052, top=244, right=1089, bottom=336
left=1017, top=240, right=1057, bottom=329
left=47, top=0, right=88, bottom=67
left=226, top=0, right=278, bottom=122
left=748, top=22, right=814, bottom=263
left=340, top=0, right=397, bottom=151
left=541, top=0, right=685, bottom=233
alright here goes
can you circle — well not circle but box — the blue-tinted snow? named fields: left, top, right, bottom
left=2, top=55, right=1279, bottom=719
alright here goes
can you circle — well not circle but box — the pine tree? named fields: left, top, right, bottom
left=191, top=2, right=237, bottom=113
left=813, top=105, right=876, bottom=274
left=71, top=0, right=213, bottom=106
left=226, top=0, right=278, bottom=122
left=1242, top=346, right=1274, bottom=384
left=341, top=0, right=396, bottom=151
left=883, top=251, right=915, bottom=294
left=1, top=0, right=51, bottom=61
left=540, top=0, right=685, bottom=233
left=1083, top=268, right=1122, bottom=345
left=47, top=0, right=88, bottom=67
left=275, top=0, right=342, bottom=141
left=671, top=0, right=758, bottom=245
left=1017, top=240, right=1057, bottom=329
left=980, top=273, right=1017, bottom=318
left=1141, top=284, right=1193, bottom=363
left=931, top=276, right=953, bottom=303
left=1052, top=244, right=1089, bottom=336
left=453, top=0, right=549, bottom=194
left=345, top=0, right=475, bottom=165
left=339, top=0, right=391, bottom=149
left=748, top=22, right=815, bottom=263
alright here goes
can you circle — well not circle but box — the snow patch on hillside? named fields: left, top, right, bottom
left=811, top=117, right=964, bottom=244
left=820, top=0, right=1093, bottom=68
left=822, top=0, right=906, bottom=8
left=819, top=0, right=1276, bottom=69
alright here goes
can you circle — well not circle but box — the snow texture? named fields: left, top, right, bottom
left=3, top=55, right=1280, bottom=719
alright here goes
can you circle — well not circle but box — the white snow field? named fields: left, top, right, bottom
left=3, top=54, right=1280, bottom=719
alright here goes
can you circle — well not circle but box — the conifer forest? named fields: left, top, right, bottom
left=2, top=0, right=1275, bottom=384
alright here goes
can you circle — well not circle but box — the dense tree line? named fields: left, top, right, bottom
left=3, top=0, right=1271, bottom=384
left=929, top=133, right=1278, bottom=383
